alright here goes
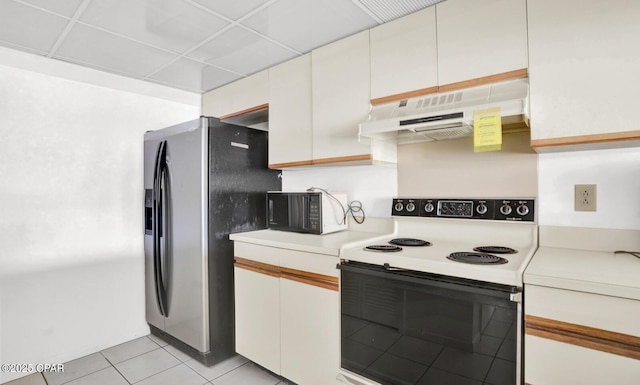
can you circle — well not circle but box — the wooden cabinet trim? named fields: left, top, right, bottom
left=270, top=154, right=374, bottom=169
left=219, top=103, right=269, bottom=120
left=311, top=154, right=373, bottom=166
left=531, top=130, right=640, bottom=150
left=269, top=160, right=314, bottom=169
left=525, top=315, right=640, bottom=361
left=438, top=68, right=529, bottom=93
left=280, top=266, right=339, bottom=292
left=234, top=257, right=280, bottom=278
left=234, top=257, right=338, bottom=291
left=370, top=69, right=528, bottom=106
left=371, top=86, right=439, bottom=106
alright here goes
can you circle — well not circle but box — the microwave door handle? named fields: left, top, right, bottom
left=268, top=198, right=274, bottom=224
left=301, top=196, right=308, bottom=230
left=289, top=196, right=299, bottom=229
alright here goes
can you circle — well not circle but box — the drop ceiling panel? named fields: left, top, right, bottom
left=243, top=0, right=378, bottom=52
left=79, top=0, right=230, bottom=54
left=18, top=0, right=85, bottom=17
left=190, top=0, right=272, bottom=21
left=0, top=0, right=444, bottom=93
left=187, top=26, right=298, bottom=75
left=0, top=1, right=69, bottom=53
left=54, top=23, right=177, bottom=78
left=149, top=58, right=242, bottom=92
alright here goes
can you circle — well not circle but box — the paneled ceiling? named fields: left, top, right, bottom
left=0, top=0, right=444, bottom=93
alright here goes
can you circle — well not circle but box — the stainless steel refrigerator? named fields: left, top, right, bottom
left=143, top=116, right=281, bottom=365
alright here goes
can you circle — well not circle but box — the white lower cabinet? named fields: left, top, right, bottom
left=524, top=285, right=640, bottom=385
left=233, top=242, right=341, bottom=385
left=234, top=266, right=280, bottom=373
left=280, top=278, right=339, bottom=385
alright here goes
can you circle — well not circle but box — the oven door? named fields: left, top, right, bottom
left=338, top=261, right=522, bottom=385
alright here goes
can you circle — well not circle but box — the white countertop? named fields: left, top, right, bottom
left=525, top=247, right=640, bottom=300
left=229, top=226, right=393, bottom=257
left=524, top=226, right=640, bottom=301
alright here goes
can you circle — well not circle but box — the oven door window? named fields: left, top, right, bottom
left=340, top=263, right=520, bottom=385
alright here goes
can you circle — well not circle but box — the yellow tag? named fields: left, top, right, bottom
left=473, top=107, right=502, bottom=152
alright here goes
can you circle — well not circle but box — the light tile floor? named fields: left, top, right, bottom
left=4, top=335, right=292, bottom=385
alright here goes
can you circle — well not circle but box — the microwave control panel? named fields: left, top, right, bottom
left=308, top=194, right=321, bottom=232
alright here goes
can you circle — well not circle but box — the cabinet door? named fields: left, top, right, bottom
left=234, top=267, right=280, bottom=374
left=528, top=0, right=640, bottom=143
left=202, top=70, right=269, bottom=118
left=311, top=31, right=372, bottom=162
left=280, top=278, right=340, bottom=385
left=370, top=7, right=437, bottom=101
left=436, top=0, right=528, bottom=85
left=268, top=54, right=313, bottom=168
left=524, top=285, right=640, bottom=384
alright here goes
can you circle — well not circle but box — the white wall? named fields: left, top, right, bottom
left=0, top=48, right=200, bottom=383
left=538, top=147, right=640, bottom=230
left=282, top=165, right=398, bottom=219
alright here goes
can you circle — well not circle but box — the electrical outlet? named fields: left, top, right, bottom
left=575, top=184, right=597, bottom=212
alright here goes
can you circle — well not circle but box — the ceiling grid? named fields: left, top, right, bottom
left=0, top=0, right=446, bottom=92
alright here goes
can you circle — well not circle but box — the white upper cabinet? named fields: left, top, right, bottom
left=311, top=31, right=374, bottom=162
left=370, top=7, right=438, bottom=101
left=436, top=0, right=528, bottom=85
left=268, top=54, right=313, bottom=168
left=528, top=0, right=640, bottom=148
left=201, top=69, right=268, bottom=118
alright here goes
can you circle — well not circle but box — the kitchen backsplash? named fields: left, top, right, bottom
left=397, top=131, right=538, bottom=198
left=282, top=133, right=640, bottom=231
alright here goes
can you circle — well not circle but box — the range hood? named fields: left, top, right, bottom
left=359, top=78, right=529, bottom=144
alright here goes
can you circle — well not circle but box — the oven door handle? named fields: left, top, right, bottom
left=338, top=261, right=517, bottom=300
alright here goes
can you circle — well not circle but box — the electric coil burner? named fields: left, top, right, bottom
left=447, top=251, right=509, bottom=265
left=473, top=246, right=517, bottom=254
left=363, top=245, right=403, bottom=252
left=389, top=238, right=431, bottom=247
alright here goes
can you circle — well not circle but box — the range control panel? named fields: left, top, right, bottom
left=392, top=198, right=535, bottom=222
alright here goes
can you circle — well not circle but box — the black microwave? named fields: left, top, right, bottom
left=267, top=192, right=347, bottom=234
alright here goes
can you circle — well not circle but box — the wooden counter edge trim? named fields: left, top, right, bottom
left=234, top=257, right=280, bottom=278
left=438, top=68, right=529, bottom=93
left=531, top=130, right=640, bottom=149
left=219, top=103, right=269, bottom=120
left=280, top=266, right=339, bottom=292
left=525, top=315, right=640, bottom=361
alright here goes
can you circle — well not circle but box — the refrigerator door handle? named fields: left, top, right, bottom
left=153, top=141, right=167, bottom=317
left=159, top=156, right=172, bottom=316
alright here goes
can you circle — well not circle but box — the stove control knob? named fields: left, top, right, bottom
left=424, top=202, right=435, bottom=213
left=394, top=202, right=404, bottom=212
left=476, top=203, right=488, bottom=215
left=500, top=204, right=512, bottom=216
left=517, top=204, right=530, bottom=216
left=406, top=202, right=416, bottom=213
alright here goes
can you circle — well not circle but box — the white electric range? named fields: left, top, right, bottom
left=340, top=197, right=538, bottom=287
left=337, top=198, right=537, bottom=385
